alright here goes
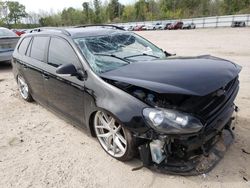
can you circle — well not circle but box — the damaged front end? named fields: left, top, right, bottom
left=106, top=75, right=240, bottom=175
left=137, top=115, right=236, bottom=175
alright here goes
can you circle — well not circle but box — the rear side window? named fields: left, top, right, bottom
left=48, top=37, right=79, bottom=68
left=30, top=36, right=48, bottom=61
left=18, top=37, right=31, bottom=55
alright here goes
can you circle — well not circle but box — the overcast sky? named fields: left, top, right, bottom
left=15, top=0, right=136, bottom=13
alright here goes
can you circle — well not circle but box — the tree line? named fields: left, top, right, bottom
left=0, top=0, right=250, bottom=28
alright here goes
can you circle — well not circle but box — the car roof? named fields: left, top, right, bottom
left=65, top=27, right=122, bottom=38
left=26, top=26, right=126, bottom=38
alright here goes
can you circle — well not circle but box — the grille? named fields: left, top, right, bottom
left=199, top=77, right=239, bottom=131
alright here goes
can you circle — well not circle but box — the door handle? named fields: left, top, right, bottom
left=42, top=73, right=50, bottom=80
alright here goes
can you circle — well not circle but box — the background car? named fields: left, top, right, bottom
left=123, top=25, right=134, bottom=31
left=141, top=24, right=153, bottom=30
left=133, top=25, right=144, bottom=31
left=0, top=27, right=19, bottom=62
left=182, top=22, right=196, bottom=29
left=153, top=23, right=165, bottom=30
left=12, top=29, right=26, bottom=36
left=164, top=23, right=172, bottom=30
left=231, top=21, right=246, bottom=27
left=167, top=21, right=184, bottom=30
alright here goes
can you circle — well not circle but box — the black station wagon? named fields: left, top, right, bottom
left=12, top=25, right=241, bottom=175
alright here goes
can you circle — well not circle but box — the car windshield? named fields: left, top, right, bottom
left=0, top=28, right=17, bottom=37
left=74, top=32, right=166, bottom=73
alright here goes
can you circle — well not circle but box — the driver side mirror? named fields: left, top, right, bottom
left=56, top=63, right=87, bottom=80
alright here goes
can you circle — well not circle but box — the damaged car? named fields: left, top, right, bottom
left=12, top=25, right=241, bottom=175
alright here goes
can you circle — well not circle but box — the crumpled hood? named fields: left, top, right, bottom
left=100, top=56, right=241, bottom=96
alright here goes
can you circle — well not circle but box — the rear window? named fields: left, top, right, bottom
left=30, top=36, right=48, bottom=61
left=0, top=28, right=17, bottom=37
left=18, top=37, right=31, bottom=55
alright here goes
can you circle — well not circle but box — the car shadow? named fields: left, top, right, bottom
left=0, top=61, right=12, bottom=73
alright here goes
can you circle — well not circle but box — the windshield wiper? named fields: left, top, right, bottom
left=93, top=53, right=130, bottom=64
left=124, top=53, right=160, bottom=59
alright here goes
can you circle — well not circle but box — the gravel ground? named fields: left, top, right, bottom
left=0, top=28, right=250, bottom=188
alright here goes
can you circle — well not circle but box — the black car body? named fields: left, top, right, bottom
left=12, top=26, right=241, bottom=175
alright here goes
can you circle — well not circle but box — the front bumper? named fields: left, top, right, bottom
left=139, top=129, right=233, bottom=175
left=137, top=105, right=236, bottom=175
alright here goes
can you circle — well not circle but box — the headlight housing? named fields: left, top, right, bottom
left=143, top=108, right=203, bottom=134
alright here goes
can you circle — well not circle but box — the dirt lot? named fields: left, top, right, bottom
left=0, top=28, right=250, bottom=188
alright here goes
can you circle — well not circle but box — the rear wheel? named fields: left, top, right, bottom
left=17, top=75, right=33, bottom=102
left=94, top=111, right=135, bottom=161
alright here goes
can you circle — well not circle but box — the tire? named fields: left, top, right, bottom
left=94, top=111, right=135, bottom=161
left=17, top=75, right=33, bottom=102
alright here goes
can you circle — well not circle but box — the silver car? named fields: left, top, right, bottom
left=0, top=27, right=19, bottom=62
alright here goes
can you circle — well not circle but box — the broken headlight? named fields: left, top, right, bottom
left=143, top=108, right=203, bottom=134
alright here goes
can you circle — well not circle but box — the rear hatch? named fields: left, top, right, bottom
left=0, top=37, right=19, bottom=53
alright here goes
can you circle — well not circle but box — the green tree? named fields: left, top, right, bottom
left=135, top=0, right=148, bottom=21
left=107, top=0, right=124, bottom=21
left=61, top=7, right=84, bottom=26
left=6, top=1, right=27, bottom=24
left=122, top=5, right=136, bottom=22
left=82, top=2, right=90, bottom=23
left=93, top=0, right=102, bottom=23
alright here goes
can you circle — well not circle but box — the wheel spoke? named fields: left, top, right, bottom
left=18, top=78, right=25, bottom=85
left=97, top=132, right=112, bottom=138
left=107, top=136, right=112, bottom=151
left=18, top=77, right=29, bottom=99
left=108, top=118, right=115, bottom=127
left=98, top=115, right=110, bottom=130
left=112, top=135, right=117, bottom=155
left=95, top=125, right=109, bottom=130
left=116, top=125, right=121, bottom=132
left=116, top=132, right=127, bottom=145
left=114, top=136, right=125, bottom=153
left=102, top=112, right=110, bottom=123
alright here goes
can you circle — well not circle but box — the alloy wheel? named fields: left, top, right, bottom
left=94, top=111, right=127, bottom=158
left=17, top=76, right=29, bottom=99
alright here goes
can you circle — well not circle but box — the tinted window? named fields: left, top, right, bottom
left=30, top=37, right=48, bottom=61
left=48, top=37, right=79, bottom=68
left=18, top=37, right=31, bottom=55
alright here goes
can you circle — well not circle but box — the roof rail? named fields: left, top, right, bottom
left=30, top=27, right=71, bottom=36
left=74, top=24, right=125, bottom=31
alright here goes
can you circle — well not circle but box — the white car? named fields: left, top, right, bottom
left=153, top=23, right=165, bottom=30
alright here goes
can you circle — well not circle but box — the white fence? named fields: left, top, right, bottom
left=118, top=14, right=250, bottom=28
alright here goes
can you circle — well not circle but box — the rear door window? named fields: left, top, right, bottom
left=30, top=36, right=49, bottom=62
left=48, top=37, right=79, bottom=68
left=18, top=37, right=31, bottom=55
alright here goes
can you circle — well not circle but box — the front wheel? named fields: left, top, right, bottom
left=94, top=111, right=135, bottom=161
